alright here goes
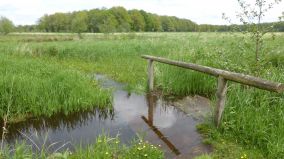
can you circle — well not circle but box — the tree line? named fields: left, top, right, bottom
left=34, top=7, right=198, bottom=33
left=198, top=22, right=284, bottom=32
left=1, top=6, right=284, bottom=34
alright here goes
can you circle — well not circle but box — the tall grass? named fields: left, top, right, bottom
left=222, top=85, right=284, bottom=158
left=0, top=54, right=111, bottom=121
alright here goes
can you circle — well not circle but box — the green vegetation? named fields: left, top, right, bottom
left=34, top=7, right=196, bottom=33
left=0, top=16, right=14, bottom=35
left=0, top=135, right=164, bottom=159
left=0, top=54, right=111, bottom=121
left=71, top=12, right=88, bottom=38
left=197, top=124, right=265, bottom=159
left=0, top=32, right=283, bottom=158
left=70, top=136, right=163, bottom=159
left=223, top=0, right=283, bottom=62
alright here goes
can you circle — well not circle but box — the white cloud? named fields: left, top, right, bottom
left=0, top=0, right=283, bottom=25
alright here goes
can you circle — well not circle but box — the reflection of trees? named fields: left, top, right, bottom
left=1, top=108, right=114, bottom=142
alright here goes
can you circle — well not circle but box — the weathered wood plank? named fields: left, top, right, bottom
left=215, top=76, right=228, bottom=127
left=148, top=59, right=154, bottom=91
left=142, top=55, right=284, bottom=93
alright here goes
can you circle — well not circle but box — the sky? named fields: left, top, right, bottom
left=0, top=0, right=283, bottom=25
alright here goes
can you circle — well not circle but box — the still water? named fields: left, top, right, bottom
left=3, top=74, right=211, bottom=158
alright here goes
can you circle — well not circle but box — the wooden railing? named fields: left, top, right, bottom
left=142, top=55, right=284, bottom=127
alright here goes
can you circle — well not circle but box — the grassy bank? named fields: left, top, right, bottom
left=0, top=54, right=111, bottom=121
left=0, top=32, right=283, bottom=158
left=1, top=135, right=164, bottom=159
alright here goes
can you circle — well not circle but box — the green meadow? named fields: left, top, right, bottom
left=0, top=32, right=284, bottom=158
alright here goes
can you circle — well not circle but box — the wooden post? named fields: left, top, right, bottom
left=148, top=59, right=154, bottom=91
left=215, top=76, right=228, bottom=127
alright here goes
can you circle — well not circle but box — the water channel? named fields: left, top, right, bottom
left=3, top=74, right=212, bottom=158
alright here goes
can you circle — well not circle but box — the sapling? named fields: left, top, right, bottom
left=223, top=0, right=282, bottom=63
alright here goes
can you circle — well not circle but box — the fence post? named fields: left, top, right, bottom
left=215, top=76, right=228, bottom=127
left=148, top=59, right=154, bottom=91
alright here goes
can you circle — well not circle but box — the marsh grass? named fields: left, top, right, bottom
left=0, top=54, right=111, bottom=121
left=221, top=85, right=284, bottom=158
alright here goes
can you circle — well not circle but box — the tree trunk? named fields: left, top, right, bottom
left=256, top=34, right=260, bottom=62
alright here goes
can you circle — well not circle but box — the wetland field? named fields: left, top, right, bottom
left=0, top=32, right=284, bottom=159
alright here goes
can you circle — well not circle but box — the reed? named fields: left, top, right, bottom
left=0, top=54, right=111, bottom=121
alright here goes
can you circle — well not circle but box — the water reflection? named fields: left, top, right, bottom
left=146, top=93, right=157, bottom=126
left=1, top=75, right=211, bottom=158
left=142, top=93, right=180, bottom=155
left=2, top=108, right=114, bottom=142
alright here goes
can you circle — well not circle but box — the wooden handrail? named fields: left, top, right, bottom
left=142, top=55, right=284, bottom=127
left=142, top=55, right=284, bottom=93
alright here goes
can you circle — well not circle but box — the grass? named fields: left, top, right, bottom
left=0, top=32, right=283, bottom=158
left=197, top=123, right=265, bottom=159
left=0, top=54, right=111, bottom=121
left=0, top=135, right=164, bottom=159
left=221, top=85, right=284, bottom=158
left=70, top=136, right=164, bottom=159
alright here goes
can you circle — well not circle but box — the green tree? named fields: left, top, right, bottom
left=223, top=0, right=282, bottom=62
left=88, top=9, right=118, bottom=33
left=151, top=14, right=162, bottom=31
left=109, top=7, right=132, bottom=32
left=35, top=6, right=199, bottom=33
left=98, top=11, right=118, bottom=33
left=88, top=9, right=101, bottom=32
left=52, top=13, right=71, bottom=32
left=38, top=13, right=71, bottom=32
left=38, top=14, right=49, bottom=32
left=161, top=16, right=176, bottom=32
left=129, top=9, right=145, bottom=31
left=173, top=18, right=197, bottom=32
left=140, top=11, right=162, bottom=32
left=71, top=12, right=88, bottom=38
left=0, top=16, right=14, bottom=35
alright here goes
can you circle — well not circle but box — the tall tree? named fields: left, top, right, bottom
left=98, top=10, right=118, bottom=33
left=38, top=14, right=49, bottom=32
left=109, top=7, right=132, bottom=32
left=88, top=9, right=101, bottom=32
left=52, top=13, right=72, bottom=32
left=71, top=11, right=88, bottom=38
left=140, top=11, right=162, bottom=32
left=161, top=16, right=176, bottom=32
left=129, top=9, right=145, bottom=31
left=0, top=17, right=14, bottom=35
